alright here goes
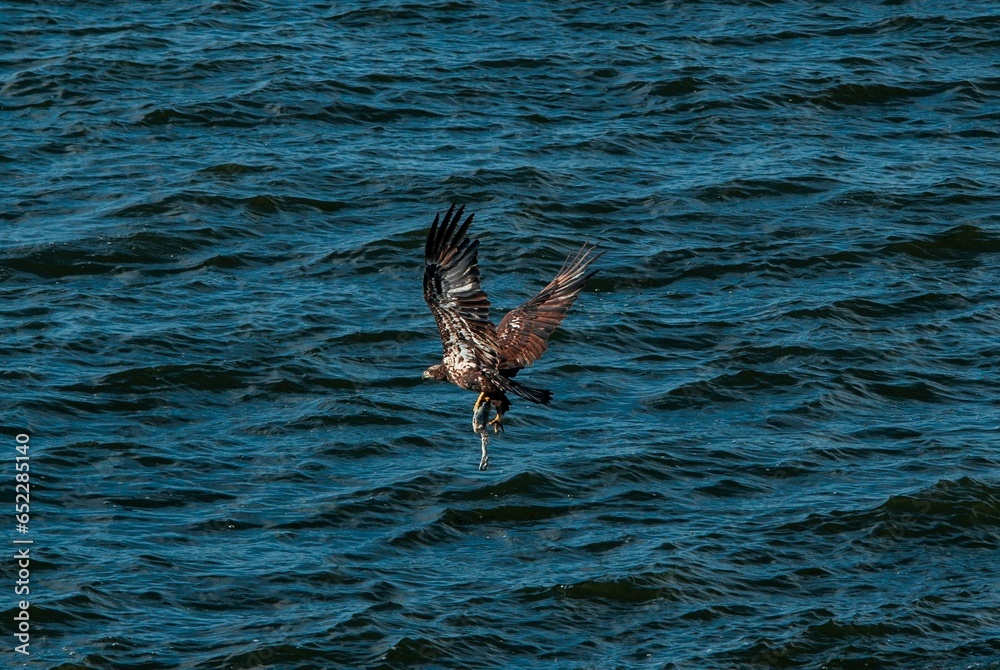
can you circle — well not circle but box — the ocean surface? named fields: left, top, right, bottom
left=3, top=1, right=1000, bottom=668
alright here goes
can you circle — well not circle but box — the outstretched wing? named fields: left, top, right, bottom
left=423, top=204, right=499, bottom=367
left=496, top=244, right=602, bottom=371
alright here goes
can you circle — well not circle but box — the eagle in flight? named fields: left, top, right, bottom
left=422, top=204, right=601, bottom=470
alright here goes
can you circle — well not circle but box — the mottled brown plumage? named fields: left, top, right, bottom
left=496, top=243, right=602, bottom=373
left=421, top=204, right=601, bottom=469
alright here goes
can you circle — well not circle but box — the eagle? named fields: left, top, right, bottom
left=421, top=204, right=601, bottom=470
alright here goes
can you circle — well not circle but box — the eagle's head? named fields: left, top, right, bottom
left=422, top=364, right=447, bottom=381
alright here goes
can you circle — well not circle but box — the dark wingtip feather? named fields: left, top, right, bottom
left=427, top=203, right=473, bottom=264
left=425, top=212, right=442, bottom=262
left=455, top=208, right=475, bottom=246
left=438, top=203, right=457, bottom=255
left=441, top=203, right=462, bottom=251
left=541, top=244, right=603, bottom=301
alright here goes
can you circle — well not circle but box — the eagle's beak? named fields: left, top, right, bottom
left=421, top=370, right=431, bottom=380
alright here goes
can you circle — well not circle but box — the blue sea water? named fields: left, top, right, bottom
left=2, top=1, right=1000, bottom=668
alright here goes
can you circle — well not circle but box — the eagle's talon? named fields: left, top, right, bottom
left=488, top=413, right=504, bottom=434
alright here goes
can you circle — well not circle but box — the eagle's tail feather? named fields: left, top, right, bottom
left=491, top=373, right=552, bottom=406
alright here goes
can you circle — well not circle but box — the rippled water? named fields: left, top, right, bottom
left=3, top=1, right=1000, bottom=668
